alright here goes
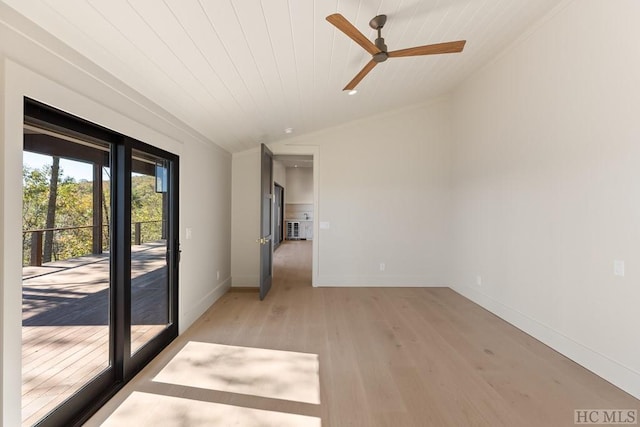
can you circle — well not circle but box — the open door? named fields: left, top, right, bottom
left=259, top=144, right=273, bottom=300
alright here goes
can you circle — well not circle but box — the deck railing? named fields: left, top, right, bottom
left=23, top=220, right=164, bottom=266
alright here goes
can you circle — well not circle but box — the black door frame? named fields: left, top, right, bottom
left=273, top=182, right=284, bottom=250
left=24, top=98, right=179, bottom=427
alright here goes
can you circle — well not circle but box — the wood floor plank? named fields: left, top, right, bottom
left=425, top=288, right=627, bottom=421
left=86, top=241, right=639, bottom=427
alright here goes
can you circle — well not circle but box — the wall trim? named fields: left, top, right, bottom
left=231, top=275, right=259, bottom=288
left=0, top=55, right=6, bottom=426
left=316, top=275, right=446, bottom=287
left=451, top=283, right=640, bottom=400
left=267, top=145, right=320, bottom=287
left=180, top=277, right=231, bottom=334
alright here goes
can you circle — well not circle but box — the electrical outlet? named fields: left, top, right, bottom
left=476, top=275, right=482, bottom=286
left=380, top=263, right=386, bottom=272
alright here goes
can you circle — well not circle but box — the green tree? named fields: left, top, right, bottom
left=43, top=156, right=60, bottom=263
left=23, top=160, right=95, bottom=264
left=23, top=159, right=163, bottom=265
left=131, top=175, right=164, bottom=243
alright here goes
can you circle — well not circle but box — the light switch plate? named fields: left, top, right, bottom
left=614, top=260, right=625, bottom=277
left=186, top=227, right=193, bottom=240
left=320, top=222, right=330, bottom=230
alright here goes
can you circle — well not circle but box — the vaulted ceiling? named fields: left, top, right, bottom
left=2, top=0, right=561, bottom=153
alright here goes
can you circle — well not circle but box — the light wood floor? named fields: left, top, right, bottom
left=86, top=241, right=639, bottom=426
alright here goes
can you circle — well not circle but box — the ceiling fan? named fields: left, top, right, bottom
left=326, top=13, right=466, bottom=91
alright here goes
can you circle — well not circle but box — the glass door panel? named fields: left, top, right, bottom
left=130, top=149, right=171, bottom=355
left=22, top=99, right=179, bottom=426
left=22, top=126, right=112, bottom=426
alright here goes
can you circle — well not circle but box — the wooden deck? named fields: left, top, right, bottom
left=22, top=242, right=169, bottom=426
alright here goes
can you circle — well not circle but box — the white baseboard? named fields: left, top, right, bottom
left=230, top=275, right=259, bottom=287
left=451, top=284, right=640, bottom=400
left=315, top=275, right=446, bottom=287
left=179, top=277, right=231, bottom=333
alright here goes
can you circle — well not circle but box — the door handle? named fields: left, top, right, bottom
left=255, top=237, right=271, bottom=245
left=169, top=241, right=181, bottom=264
left=167, top=248, right=182, bottom=264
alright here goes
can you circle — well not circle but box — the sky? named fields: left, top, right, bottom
left=23, top=151, right=107, bottom=182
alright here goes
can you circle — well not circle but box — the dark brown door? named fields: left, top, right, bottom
left=259, top=144, right=273, bottom=300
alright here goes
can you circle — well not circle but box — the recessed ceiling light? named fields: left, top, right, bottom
left=294, top=164, right=298, bottom=168
left=284, top=128, right=293, bottom=134
left=348, top=89, right=358, bottom=95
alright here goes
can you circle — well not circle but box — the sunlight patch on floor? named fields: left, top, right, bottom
left=101, top=391, right=321, bottom=427
left=153, top=341, right=320, bottom=405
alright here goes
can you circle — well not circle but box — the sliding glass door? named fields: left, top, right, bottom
left=22, top=99, right=179, bottom=426
left=22, top=126, right=112, bottom=427
left=126, top=146, right=178, bottom=371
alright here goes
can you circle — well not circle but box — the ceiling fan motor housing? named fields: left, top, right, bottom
left=373, top=51, right=388, bottom=63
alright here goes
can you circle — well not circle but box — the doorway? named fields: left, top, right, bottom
left=21, top=99, right=179, bottom=426
left=271, top=155, right=314, bottom=289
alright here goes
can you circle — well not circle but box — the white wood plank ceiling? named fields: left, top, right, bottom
left=1, top=0, right=562, bottom=153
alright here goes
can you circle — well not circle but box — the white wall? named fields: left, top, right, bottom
left=273, top=159, right=286, bottom=189
left=230, top=148, right=260, bottom=287
left=285, top=167, right=313, bottom=204
left=313, top=100, right=452, bottom=286
left=265, top=98, right=453, bottom=287
left=180, top=141, right=232, bottom=326
left=0, top=51, right=8, bottom=426
left=450, top=0, right=640, bottom=399
left=0, top=9, right=232, bottom=424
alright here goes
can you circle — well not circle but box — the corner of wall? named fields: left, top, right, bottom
left=0, top=54, right=6, bottom=427
left=180, top=277, right=231, bottom=334
left=1, top=56, right=23, bottom=427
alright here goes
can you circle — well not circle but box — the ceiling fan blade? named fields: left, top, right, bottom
left=388, top=40, right=466, bottom=58
left=343, top=60, right=377, bottom=91
left=326, top=13, right=380, bottom=55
